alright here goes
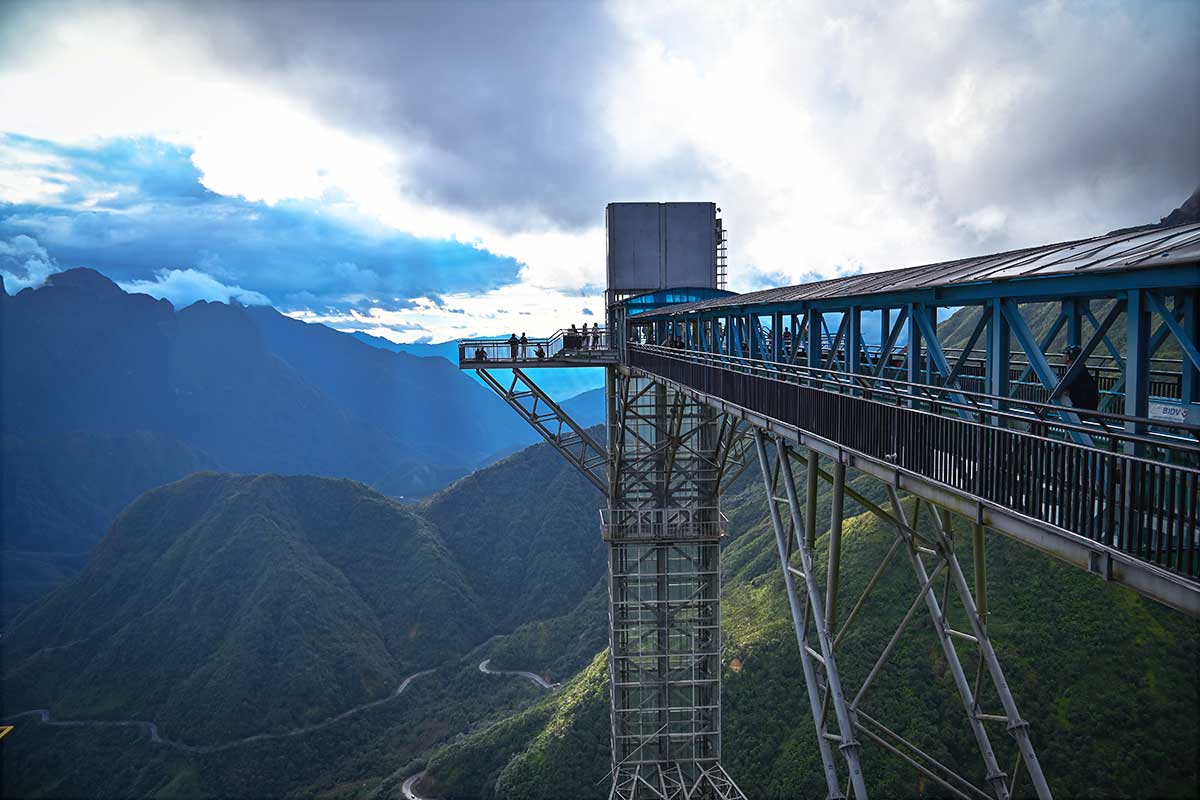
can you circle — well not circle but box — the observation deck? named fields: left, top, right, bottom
left=458, top=327, right=619, bottom=368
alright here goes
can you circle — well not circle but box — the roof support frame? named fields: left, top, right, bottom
left=1001, top=300, right=1093, bottom=447
left=1145, top=291, right=1200, bottom=375
left=1048, top=300, right=1125, bottom=402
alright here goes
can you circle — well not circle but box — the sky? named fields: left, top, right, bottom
left=1, top=0, right=1197, bottom=347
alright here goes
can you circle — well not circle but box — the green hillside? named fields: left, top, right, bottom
left=3, top=440, right=1196, bottom=799
left=425, top=476, right=1200, bottom=800
left=1, top=436, right=606, bottom=798
left=3, top=473, right=488, bottom=743
left=2, top=431, right=217, bottom=622
left=419, top=427, right=606, bottom=631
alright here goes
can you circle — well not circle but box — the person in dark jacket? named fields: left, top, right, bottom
left=1062, top=345, right=1100, bottom=411
left=508, top=333, right=520, bottom=361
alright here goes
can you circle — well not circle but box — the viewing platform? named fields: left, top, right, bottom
left=458, top=326, right=619, bottom=368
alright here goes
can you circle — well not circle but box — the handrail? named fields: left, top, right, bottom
left=630, top=344, right=1200, bottom=463
left=600, top=506, right=729, bottom=541
left=458, top=327, right=612, bottom=364
left=628, top=345, right=1200, bottom=581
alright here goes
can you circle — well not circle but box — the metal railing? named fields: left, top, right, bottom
left=635, top=345, right=1200, bottom=462
left=738, top=342, right=1185, bottom=403
left=458, top=327, right=611, bottom=365
left=600, top=506, right=729, bottom=541
left=629, top=345, right=1200, bottom=580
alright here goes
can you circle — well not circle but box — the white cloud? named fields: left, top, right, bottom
left=119, top=268, right=271, bottom=308
left=956, top=206, right=1009, bottom=239
left=1, top=0, right=1195, bottom=340
left=0, top=233, right=58, bottom=292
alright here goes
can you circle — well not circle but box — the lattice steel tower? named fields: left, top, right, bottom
left=465, top=203, right=747, bottom=799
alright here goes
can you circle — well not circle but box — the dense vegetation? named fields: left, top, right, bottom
left=1, top=431, right=216, bottom=621
left=425, top=472, right=1200, bottom=799
left=2, top=436, right=605, bottom=798
left=1, top=268, right=553, bottom=614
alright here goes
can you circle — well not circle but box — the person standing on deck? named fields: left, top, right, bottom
left=508, top=333, right=520, bottom=361
left=1061, top=345, right=1100, bottom=411
left=519, top=332, right=528, bottom=360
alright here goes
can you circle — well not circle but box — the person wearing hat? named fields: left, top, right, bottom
left=1061, top=345, right=1100, bottom=411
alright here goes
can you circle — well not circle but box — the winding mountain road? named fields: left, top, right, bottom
left=9, top=658, right=555, bottom=798
left=3, top=669, right=436, bottom=754
left=402, top=770, right=434, bottom=800
left=478, top=658, right=560, bottom=690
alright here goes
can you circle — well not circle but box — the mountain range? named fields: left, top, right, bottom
left=4, top=452, right=1195, bottom=799
left=3, top=194, right=1199, bottom=799
left=1, top=269, right=603, bottom=620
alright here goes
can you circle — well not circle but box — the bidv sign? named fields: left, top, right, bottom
left=1149, top=401, right=1199, bottom=428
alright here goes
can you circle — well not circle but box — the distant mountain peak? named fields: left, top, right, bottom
left=43, top=267, right=125, bottom=299
left=1160, top=185, right=1200, bottom=227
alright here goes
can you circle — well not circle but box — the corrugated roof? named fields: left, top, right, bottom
left=639, top=222, right=1200, bottom=316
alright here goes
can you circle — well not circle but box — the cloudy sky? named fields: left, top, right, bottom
left=1, top=0, right=1197, bottom=344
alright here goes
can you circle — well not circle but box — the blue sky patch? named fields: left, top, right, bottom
left=0, top=134, right=523, bottom=310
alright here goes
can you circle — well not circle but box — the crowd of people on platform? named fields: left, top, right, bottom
left=468, top=322, right=604, bottom=362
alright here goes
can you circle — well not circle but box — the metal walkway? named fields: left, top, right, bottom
left=628, top=344, right=1200, bottom=615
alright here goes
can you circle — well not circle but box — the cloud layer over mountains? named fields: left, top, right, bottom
left=1, top=0, right=1197, bottom=341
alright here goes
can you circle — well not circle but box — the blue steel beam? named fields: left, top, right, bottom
left=913, top=304, right=976, bottom=419
left=874, top=307, right=909, bottom=378
left=1184, top=293, right=1198, bottom=404
left=1145, top=292, right=1200, bottom=375
left=1125, top=289, right=1150, bottom=446
left=987, top=298, right=1011, bottom=405
left=1002, top=299, right=1093, bottom=446
left=944, top=306, right=991, bottom=386
left=1084, top=306, right=1125, bottom=369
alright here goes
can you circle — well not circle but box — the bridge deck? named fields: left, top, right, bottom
left=628, top=344, right=1200, bottom=615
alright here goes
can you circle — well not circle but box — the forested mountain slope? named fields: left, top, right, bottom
left=1, top=268, right=544, bottom=616
left=3, top=473, right=486, bottom=744
left=426, top=475, right=1200, bottom=800
left=1, top=431, right=216, bottom=621
left=1, top=437, right=606, bottom=798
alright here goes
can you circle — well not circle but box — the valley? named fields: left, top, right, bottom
left=3, top=267, right=1197, bottom=800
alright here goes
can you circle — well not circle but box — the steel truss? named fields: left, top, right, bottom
left=608, top=371, right=747, bottom=800
left=611, top=762, right=747, bottom=800
left=476, top=367, right=608, bottom=491
left=753, top=429, right=1052, bottom=800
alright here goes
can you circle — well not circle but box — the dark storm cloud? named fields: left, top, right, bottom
left=141, top=0, right=710, bottom=231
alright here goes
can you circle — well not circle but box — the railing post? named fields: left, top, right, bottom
left=1182, top=291, right=1198, bottom=404
left=808, top=309, right=823, bottom=375
left=848, top=306, right=862, bottom=377
left=1125, top=289, right=1150, bottom=454
left=987, top=298, right=1010, bottom=424
left=907, top=303, right=922, bottom=392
